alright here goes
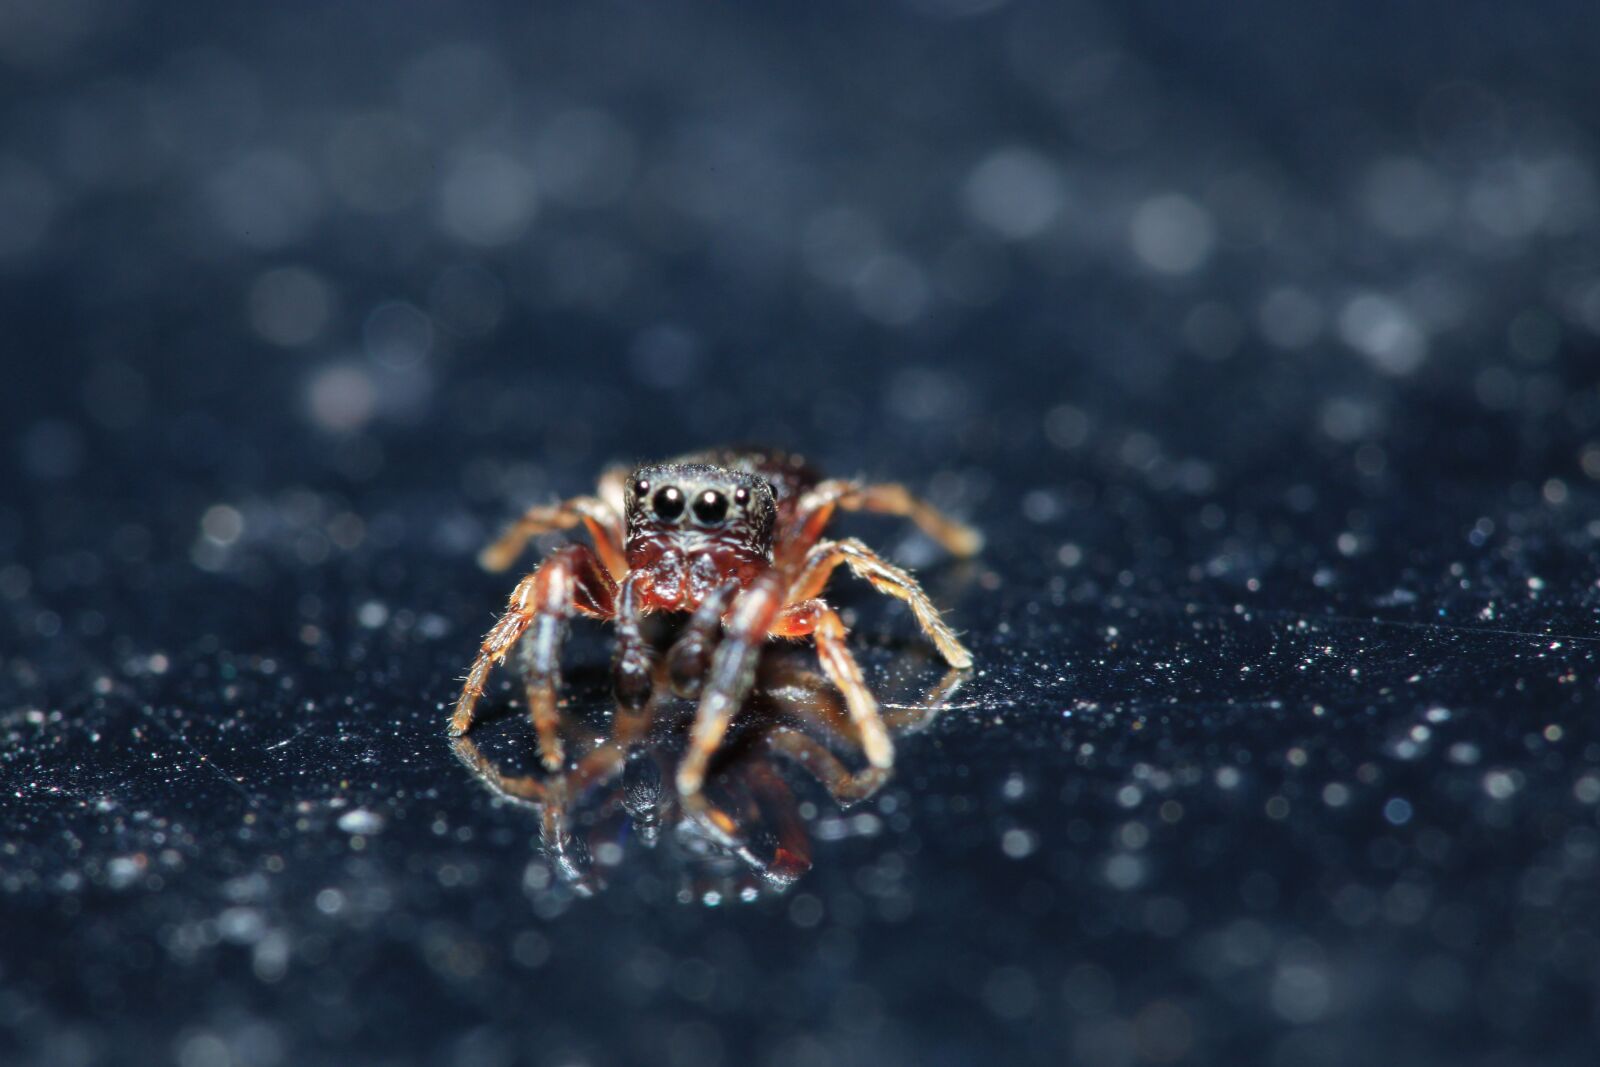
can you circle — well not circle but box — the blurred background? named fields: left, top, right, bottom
left=5, top=2, right=1600, bottom=1065
left=7, top=0, right=1599, bottom=527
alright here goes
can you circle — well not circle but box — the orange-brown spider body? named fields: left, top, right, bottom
left=451, top=446, right=980, bottom=797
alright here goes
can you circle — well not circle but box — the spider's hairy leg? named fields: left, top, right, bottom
left=535, top=774, right=597, bottom=894
left=449, top=544, right=617, bottom=770
left=611, top=574, right=655, bottom=709
left=752, top=656, right=885, bottom=802
left=665, top=579, right=741, bottom=698
left=450, top=734, right=547, bottom=804
left=478, top=495, right=626, bottom=579
left=759, top=657, right=968, bottom=804
left=788, top=537, right=973, bottom=669
left=752, top=658, right=860, bottom=740
left=770, top=599, right=893, bottom=771
left=836, top=481, right=984, bottom=557
left=755, top=655, right=966, bottom=825
left=881, top=666, right=968, bottom=733
left=518, top=546, right=619, bottom=770
left=450, top=732, right=605, bottom=889
left=788, top=479, right=982, bottom=562
left=677, top=756, right=811, bottom=892
left=676, top=572, right=786, bottom=798
left=735, top=758, right=813, bottom=888
left=763, top=727, right=889, bottom=806
left=596, top=464, right=632, bottom=522
left=755, top=661, right=968, bottom=837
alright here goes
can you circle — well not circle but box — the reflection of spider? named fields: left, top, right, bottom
left=451, top=652, right=967, bottom=900
left=450, top=447, right=980, bottom=797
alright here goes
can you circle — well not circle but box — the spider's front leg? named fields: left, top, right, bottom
left=749, top=657, right=887, bottom=803
left=759, top=673, right=889, bottom=805
left=676, top=572, right=787, bottom=798
left=785, top=479, right=983, bottom=565
left=769, top=598, right=893, bottom=771
left=726, top=758, right=813, bottom=889
left=665, top=579, right=741, bottom=698
left=450, top=544, right=617, bottom=771
left=760, top=660, right=969, bottom=806
left=611, top=573, right=655, bottom=710
left=478, top=494, right=626, bottom=579
left=789, top=537, right=973, bottom=669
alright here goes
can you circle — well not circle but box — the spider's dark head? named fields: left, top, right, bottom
left=625, top=463, right=777, bottom=553
left=624, top=463, right=777, bottom=604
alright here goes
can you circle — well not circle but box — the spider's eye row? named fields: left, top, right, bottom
left=652, top=485, right=685, bottom=521
left=733, top=486, right=750, bottom=506
left=692, top=489, right=728, bottom=525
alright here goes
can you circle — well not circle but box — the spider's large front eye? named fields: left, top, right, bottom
left=692, top=489, right=728, bottom=525
left=652, top=486, right=685, bottom=521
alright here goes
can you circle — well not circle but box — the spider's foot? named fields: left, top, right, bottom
left=667, top=635, right=712, bottom=698
left=948, top=523, right=985, bottom=558
left=679, top=792, right=742, bottom=850
left=675, top=751, right=712, bottom=801
left=613, top=647, right=655, bottom=709
left=862, top=730, right=895, bottom=771
left=536, top=736, right=565, bottom=772
left=477, top=542, right=516, bottom=573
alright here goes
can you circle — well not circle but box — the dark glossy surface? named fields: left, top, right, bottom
left=5, top=3, right=1600, bottom=1065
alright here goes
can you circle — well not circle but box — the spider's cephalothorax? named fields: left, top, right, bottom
left=452, top=447, right=981, bottom=798
left=623, top=463, right=779, bottom=611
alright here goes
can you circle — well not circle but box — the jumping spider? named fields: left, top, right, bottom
left=450, top=447, right=980, bottom=797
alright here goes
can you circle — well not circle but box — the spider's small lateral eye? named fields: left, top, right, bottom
left=652, top=485, right=685, bottom=521
left=733, top=486, right=750, bottom=507
left=692, top=489, right=728, bottom=525
left=633, top=478, right=650, bottom=500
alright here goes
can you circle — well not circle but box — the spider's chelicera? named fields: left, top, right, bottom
left=451, top=447, right=981, bottom=798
